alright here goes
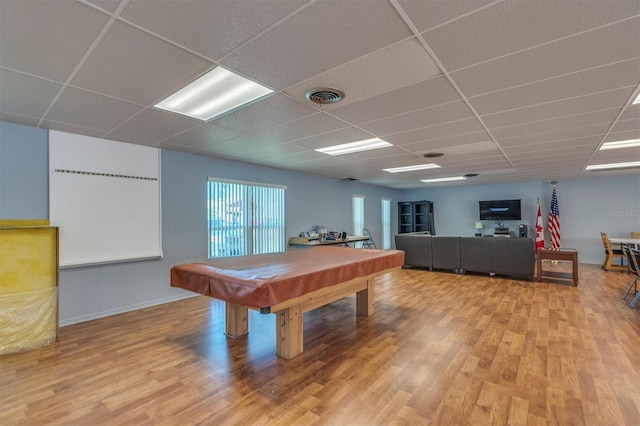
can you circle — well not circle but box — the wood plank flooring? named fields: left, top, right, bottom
left=2, top=263, right=640, bottom=425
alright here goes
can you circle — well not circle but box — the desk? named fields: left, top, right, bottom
left=170, top=246, right=404, bottom=358
left=289, top=235, right=370, bottom=247
left=537, top=248, right=578, bottom=286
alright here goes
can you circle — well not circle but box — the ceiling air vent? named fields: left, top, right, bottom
left=305, top=88, right=345, bottom=105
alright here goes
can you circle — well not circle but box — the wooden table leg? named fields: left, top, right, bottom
left=573, top=256, right=579, bottom=286
left=356, top=279, right=375, bottom=316
left=225, top=302, right=248, bottom=337
left=276, top=303, right=303, bottom=359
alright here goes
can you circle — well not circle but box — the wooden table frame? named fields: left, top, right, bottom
left=536, top=248, right=578, bottom=286
left=224, top=270, right=393, bottom=359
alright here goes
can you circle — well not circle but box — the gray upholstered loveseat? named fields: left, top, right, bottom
left=394, top=232, right=535, bottom=280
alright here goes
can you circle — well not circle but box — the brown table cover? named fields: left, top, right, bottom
left=171, top=246, right=404, bottom=309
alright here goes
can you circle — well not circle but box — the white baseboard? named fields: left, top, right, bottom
left=59, top=292, right=198, bottom=327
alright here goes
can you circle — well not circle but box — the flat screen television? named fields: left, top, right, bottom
left=479, top=199, right=521, bottom=221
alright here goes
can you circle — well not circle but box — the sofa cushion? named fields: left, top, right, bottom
left=394, top=233, right=432, bottom=268
left=431, top=236, right=461, bottom=271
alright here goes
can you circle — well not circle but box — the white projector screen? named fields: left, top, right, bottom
left=49, top=130, right=162, bottom=267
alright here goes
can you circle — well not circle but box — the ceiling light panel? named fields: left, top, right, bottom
left=155, top=67, right=273, bottom=121
left=585, top=161, right=640, bottom=170
left=633, top=93, right=640, bottom=104
left=420, top=176, right=467, bottom=183
left=599, top=138, right=640, bottom=150
left=383, top=163, right=441, bottom=173
left=315, top=138, right=393, bottom=156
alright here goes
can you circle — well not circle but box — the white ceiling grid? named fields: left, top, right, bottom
left=0, top=0, right=638, bottom=188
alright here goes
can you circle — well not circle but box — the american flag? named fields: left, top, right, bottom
left=548, top=186, right=561, bottom=248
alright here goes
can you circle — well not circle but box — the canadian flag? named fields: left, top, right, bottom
left=535, top=199, right=544, bottom=249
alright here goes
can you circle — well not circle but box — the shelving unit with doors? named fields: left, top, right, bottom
left=397, top=201, right=435, bottom=234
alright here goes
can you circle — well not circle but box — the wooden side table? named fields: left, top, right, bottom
left=537, top=248, right=578, bottom=286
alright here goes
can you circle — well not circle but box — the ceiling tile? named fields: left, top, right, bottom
left=330, top=76, right=461, bottom=124
left=284, top=38, right=441, bottom=109
left=397, top=0, right=498, bottom=32
left=0, top=0, right=109, bottom=82
left=607, top=117, right=640, bottom=135
left=425, top=0, right=640, bottom=71
left=286, top=127, right=374, bottom=150
left=38, top=119, right=107, bottom=139
left=618, top=103, right=640, bottom=121
left=121, top=0, right=307, bottom=60
left=162, top=122, right=247, bottom=149
left=243, top=113, right=350, bottom=146
left=221, top=0, right=412, bottom=89
left=104, top=108, right=201, bottom=141
left=44, top=86, right=144, bottom=131
left=360, top=100, right=474, bottom=136
left=70, top=20, right=211, bottom=105
left=84, top=0, right=121, bottom=13
left=399, top=130, right=493, bottom=153
left=481, top=87, right=636, bottom=129
left=385, top=117, right=485, bottom=145
left=496, top=126, right=609, bottom=147
left=0, top=69, right=62, bottom=118
left=501, top=135, right=602, bottom=153
left=469, top=59, right=640, bottom=115
left=0, top=113, right=41, bottom=128
left=211, top=94, right=316, bottom=134
left=490, top=109, right=621, bottom=140
left=450, top=17, right=640, bottom=97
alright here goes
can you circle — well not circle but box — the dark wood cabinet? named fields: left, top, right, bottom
left=398, top=201, right=435, bottom=234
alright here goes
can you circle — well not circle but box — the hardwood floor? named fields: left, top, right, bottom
left=2, top=263, right=640, bottom=425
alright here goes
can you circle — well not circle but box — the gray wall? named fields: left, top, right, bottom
left=0, top=121, right=403, bottom=325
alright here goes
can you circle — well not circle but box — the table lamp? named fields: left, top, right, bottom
left=475, top=221, right=484, bottom=237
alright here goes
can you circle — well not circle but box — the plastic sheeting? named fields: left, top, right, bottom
left=0, top=287, right=58, bottom=355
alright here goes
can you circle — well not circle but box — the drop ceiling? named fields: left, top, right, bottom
left=0, top=0, right=639, bottom=188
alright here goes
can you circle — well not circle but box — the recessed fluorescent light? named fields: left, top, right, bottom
left=315, top=138, right=392, bottom=156
left=383, top=163, right=441, bottom=173
left=154, top=66, right=273, bottom=121
left=585, top=161, right=640, bottom=171
left=600, top=139, right=640, bottom=150
left=420, top=176, right=467, bottom=183
left=633, top=93, right=640, bottom=104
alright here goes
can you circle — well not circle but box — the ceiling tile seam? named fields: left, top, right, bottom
left=497, top=131, right=609, bottom=146
left=217, top=0, right=318, bottom=64
left=441, top=14, right=640, bottom=75
left=394, top=130, right=492, bottom=147
left=466, top=56, right=640, bottom=100
left=480, top=85, right=640, bottom=118
left=389, top=0, right=521, bottom=180
left=417, top=0, right=505, bottom=35
left=376, top=115, right=490, bottom=139
left=279, top=34, right=431, bottom=93
left=36, top=0, right=130, bottom=128
left=486, top=106, right=631, bottom=131
left=494, top=118, right=621, bottom=139
left=349, top=98, right=466, bottom=127
left=0, top=65, right=67, bottom=86
left=579, top=83, right=640, bottom=177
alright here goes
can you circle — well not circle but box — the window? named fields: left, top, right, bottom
left=381, top=198, right=391, bottom=249
left=353, top=195, right=365, bottom=248
left=207, top=178, right=286, bottom=258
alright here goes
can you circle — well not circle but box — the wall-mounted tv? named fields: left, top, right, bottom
left=479, top=199, right=522, bottom=221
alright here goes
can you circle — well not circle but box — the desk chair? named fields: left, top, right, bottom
left=600, top=232, right=625, bottom=271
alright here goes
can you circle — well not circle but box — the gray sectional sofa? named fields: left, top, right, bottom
left=394, top=232, right=535, bottom=280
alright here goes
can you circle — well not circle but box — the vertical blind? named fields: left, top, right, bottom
left=352, top=195, right=365, bottom=248
left=207, top=178, right=285, bottom=257
left=381, top=198, right=391, bottom=249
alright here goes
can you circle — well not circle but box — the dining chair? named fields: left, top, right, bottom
left=600, top=232, right=626, bottom=271
left=622, top=246, right=638, bottom=301
left=628, top=248, right=640, bottom=309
